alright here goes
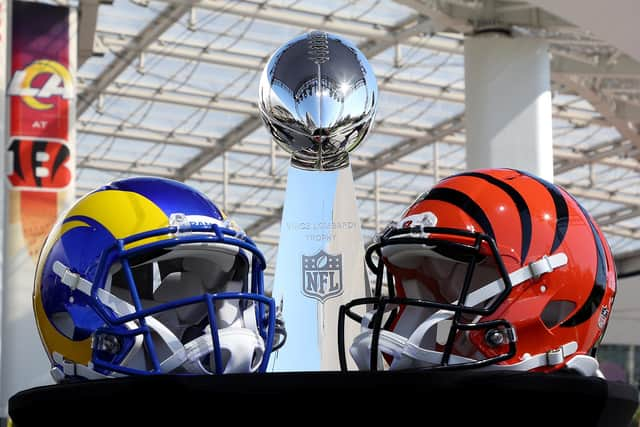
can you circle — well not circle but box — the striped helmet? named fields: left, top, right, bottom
left=340, top=168, right=616, bottom=375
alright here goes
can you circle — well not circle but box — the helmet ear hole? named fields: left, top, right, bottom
left=541, top=300, right=576, bottom=328
left=51, top=312, right=76, bottom=339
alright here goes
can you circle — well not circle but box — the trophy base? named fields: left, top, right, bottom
left=9, top=371, right=638, bottom=426
left=270, top=165, right=366, bottom=371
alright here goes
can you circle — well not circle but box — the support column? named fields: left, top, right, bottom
left=464, top=36, right=554, bottom=181
left=1, top=2, right=76, bottom=415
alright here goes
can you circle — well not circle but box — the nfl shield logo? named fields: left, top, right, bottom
left=302, top=250, right=343, bottom=302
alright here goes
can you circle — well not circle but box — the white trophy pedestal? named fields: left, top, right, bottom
left=270, top=164, right=366, bottom=371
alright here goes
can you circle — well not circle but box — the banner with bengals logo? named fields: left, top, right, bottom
left=2, top=1, right=76, bottom=413
left=7, top=1, right=75, bottom=257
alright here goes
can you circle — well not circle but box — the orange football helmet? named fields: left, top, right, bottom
left=339, top=168, right=616, bottom=375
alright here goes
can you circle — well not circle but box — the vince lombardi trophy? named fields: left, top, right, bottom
left=259, top=31, right=378, bottom=371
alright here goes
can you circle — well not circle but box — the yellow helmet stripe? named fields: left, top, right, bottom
left=33, top=189, right=169, bottom=366
left=66, top=189, right=169, bottom=249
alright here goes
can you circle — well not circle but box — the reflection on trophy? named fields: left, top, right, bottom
left=259, top=30, right=377, bottom=171
left=260, top=31, right=378, bottom=371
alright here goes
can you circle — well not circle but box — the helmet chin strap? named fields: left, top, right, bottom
left=350, top=309, right=471, bottom=370
left=52, top=261, right=265, bottom=377
left=159, top=283, right=265, bottom=374
left=170, top=326, right=265, bottom=374
left=350, top=253, right=596, bottom=374
left=98, top=290, right=266, bottom=375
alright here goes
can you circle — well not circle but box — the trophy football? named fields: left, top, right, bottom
left=259, top=31, right=378, bottom=371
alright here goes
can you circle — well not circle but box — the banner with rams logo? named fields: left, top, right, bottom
left=1, top=1, right=76, bottom=414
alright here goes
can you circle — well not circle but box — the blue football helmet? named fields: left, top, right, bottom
left=34, top=177, right=280, bottom=381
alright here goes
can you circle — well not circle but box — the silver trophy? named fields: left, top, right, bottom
left=259, top=31, right=377, bottom=171
left=260, top=31, right=377, bottom=371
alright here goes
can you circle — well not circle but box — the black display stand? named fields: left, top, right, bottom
left=9, top=371, right=639, bottom=426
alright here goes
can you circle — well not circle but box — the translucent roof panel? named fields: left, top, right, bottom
left=58, top=0, right=640, bottom=280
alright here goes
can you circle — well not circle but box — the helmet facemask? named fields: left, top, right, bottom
left=339, top=226, right=517, bottom=371
left=50, top=223, right=276, bottom=378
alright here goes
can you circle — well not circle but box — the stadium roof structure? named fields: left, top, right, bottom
left=51, top=0, right=640, bottom=284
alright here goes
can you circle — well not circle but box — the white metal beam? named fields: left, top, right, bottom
left=555, top=180, right=640, bottom=206
left=77, top=116, right=467, bottom=149
left=394, top=0, right=473, bottom=33
left=554, top=137, right=634, bottom=174
left=551, top=53, right=640, bottom=79
left=76, top=120, right=469, bottom=173
left=78, top=0, right=110, bottom=65
left=76, top=156, right=423, bottom=205
left=354, top=113, right=465, bottom=179
left=78, top=79, right=257, bottom=115
left=77, top=1, right=196, bottom=115
left=78, top=120, right=215, bottom=148
left=596, top=206, right=640, bottom=227
left=358, top=17, right=436, bottom=57
left=555, top=75, right=640, bottom=152
left=173, top=116, right=261, bottom=181
left=95, top=31, right=467, bottom=105
left=396, top=0, right=584, bottom=33
left=97, top=30, right=266, bottom=70
left=157, top=0, right=464, bottom=54
left=601, top=225, right=640, bottom=241
left=553, top=146, right=640, bottom=173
